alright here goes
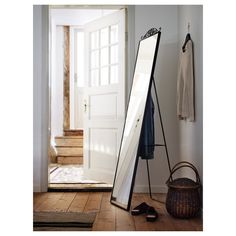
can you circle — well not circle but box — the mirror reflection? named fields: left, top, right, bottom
left=111, top=30, right=160, bottom=210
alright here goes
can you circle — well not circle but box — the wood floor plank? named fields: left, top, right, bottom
left=115, top=207, right=135, bottom=231
left=49, top=192, right=77, bottom=212
left=34, top=193, right=64, bottom=212
left=133, top=212, right=157, bottom=231
left=93, top=209, right=116, bottom=231
left=68, top=192, right=89, bottom=213
left=84, top=192, right=103, bottom=213
left=92, top=192, right=116, bottom=231
left=171, top=218, right=198, bottom=231
left=33, top=193, right=49, bottom=209
left=99, top=192, right=116, bottom=212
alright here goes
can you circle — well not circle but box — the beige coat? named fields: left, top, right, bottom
left=177, top=40, right=195, bottom=121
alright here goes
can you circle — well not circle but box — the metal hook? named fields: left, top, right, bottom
left=187, top=22, right=190, bottom=33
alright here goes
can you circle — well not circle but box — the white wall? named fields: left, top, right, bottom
left=33, top=5, right=49, bottom=192
left=51, top=26, right=64, bottom=141
left=34, top=5, right=202, bottom=193
left=50, top=9, right=118, bottom=26
left=133, top=6, right=180, bottom=193
left=178, top=6, right=203, bottom=181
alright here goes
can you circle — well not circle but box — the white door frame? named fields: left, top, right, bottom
left=34, top=5, right=135, bottom=192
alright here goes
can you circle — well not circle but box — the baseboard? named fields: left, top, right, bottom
left=134, top=185, right=168, bottom=193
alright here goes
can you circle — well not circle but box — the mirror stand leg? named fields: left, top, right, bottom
left=152, top=78, right=172, bottom=175
left=146, top=159, right=153, bottom=199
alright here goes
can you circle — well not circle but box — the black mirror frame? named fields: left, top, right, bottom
left=110, top=28, right=162, bottom=211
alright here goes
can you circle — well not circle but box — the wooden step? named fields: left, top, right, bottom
left=53, top=133, right=84, bottom=165
left=57, top=156, right=83, bottom=165
left=54, top=137, right=83, bottom=147
left=55, top=136, right=83, bottom=139
left=64, top=129, right=83, bottom=136
left=55, top=147, right=83, bottom=156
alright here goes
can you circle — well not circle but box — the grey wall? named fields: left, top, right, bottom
left=33, top=5, right=49, bottom=192
left=178, top=5, right=203, bottom=181
left=33, top=5, right=42, bottom=192
left=133, top=6, right=180, bottom=192
left=132, top=5, right=203, bottom=192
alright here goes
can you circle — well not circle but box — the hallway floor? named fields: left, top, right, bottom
left=34, top=192, right=203, bottom=231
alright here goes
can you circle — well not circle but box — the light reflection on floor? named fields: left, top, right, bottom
left=49, top=164, right=102, bottom=184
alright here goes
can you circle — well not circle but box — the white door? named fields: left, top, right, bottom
left=83, top=9, right=126, bottom=184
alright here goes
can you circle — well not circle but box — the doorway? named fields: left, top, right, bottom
left=48, top=6, right=126, bottom=190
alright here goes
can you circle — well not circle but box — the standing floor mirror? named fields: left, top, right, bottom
left=110, top=28, right=161, bottom=210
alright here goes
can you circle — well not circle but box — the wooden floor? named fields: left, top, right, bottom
left=33, top=192, right=203, bottom=231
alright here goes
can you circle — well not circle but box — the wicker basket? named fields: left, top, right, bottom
left=165, top=161, right=201, bottom=218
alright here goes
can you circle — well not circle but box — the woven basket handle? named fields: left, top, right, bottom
left=171, top=161, right=199, bottom=174
left=166, top=163, right=201, bottom=185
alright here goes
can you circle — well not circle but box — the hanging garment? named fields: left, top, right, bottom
left=177, top=39, right=195, bottom=121
left=138, top=92, right=155, bottom=159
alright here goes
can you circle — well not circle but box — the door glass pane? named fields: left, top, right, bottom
left=101, top=67, right=109, bottom=85
left=110, top=65, right=118, bottom=84
left=110, top=24, right=118, bottom=44
left=110, top=44, right=118, bottom=64
left=101, top=47, right=109, bottom=66
left=91, top=31, right=99, bottom=49
left=91, top=50, right=99, bottom=68
left=100, top=27, right=109, bottom=47
left=91, top=69, right=99, bottom=86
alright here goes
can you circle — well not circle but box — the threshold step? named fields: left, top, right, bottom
left=57, top=156, right=83, bottom=165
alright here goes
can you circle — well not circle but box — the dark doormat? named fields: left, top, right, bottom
left=33, top=211, right=96, bottom=231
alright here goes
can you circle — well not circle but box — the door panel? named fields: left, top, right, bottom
left=83, top=9, right=126, bottom=183
left=89, top=128, right=117, bottom=173
left=89, top=93, right=117, bottom=120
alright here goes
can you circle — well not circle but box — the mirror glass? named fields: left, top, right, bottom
left=111, top=29, right=161, bottom=210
